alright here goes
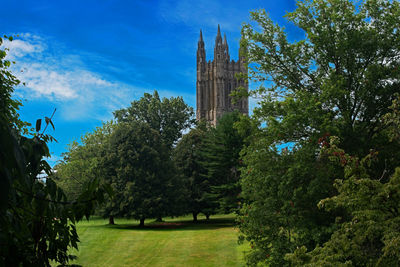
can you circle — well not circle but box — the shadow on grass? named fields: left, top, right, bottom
left=94, top=217, right=236, bottom=232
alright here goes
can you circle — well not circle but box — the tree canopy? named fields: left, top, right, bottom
left=114, top=90, right=195, bottom=149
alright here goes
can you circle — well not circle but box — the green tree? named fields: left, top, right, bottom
left=113, top=91, right=194, bottom=221
left=238, top=0, right=400, bottom=265
left=54, top=121, right=114, bottom=202
left=201, top=111, right=248, bottom=214
left=173, top=121, right=214, bottom=222
left=101, top=121, right=176, bottom=226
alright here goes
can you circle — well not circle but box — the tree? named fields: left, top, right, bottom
left=54, top=121, right=114, bottom=202
left=0, top=36, right=111, bottom=266
left=113, top=91, right=194, bottom=221
left=201, top=111, right=248, bottom=214
left=114, top=90, right=195, bottom=149
left=238, top=0, right=400, bottom=265
left=173, top=121, right=214, bottom=222
left=101, top=121, right=177, bottom=227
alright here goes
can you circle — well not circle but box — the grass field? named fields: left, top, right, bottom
left=69, top=214, right=246, bottom=267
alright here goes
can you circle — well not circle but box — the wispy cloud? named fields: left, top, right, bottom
left=2, top=33, right=148, bottom=121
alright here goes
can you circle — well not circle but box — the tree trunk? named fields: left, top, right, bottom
left=109, top=216, right=115, bottom=225
left=205, top=214, right=210, bottom=220
left=193, top=212, right=198, bottom=222
left=139, top=218, right=145, bottom=227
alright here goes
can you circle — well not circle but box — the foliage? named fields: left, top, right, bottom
left=113, top=90, right=195, bottom=149
left=383, top=93, right=400, bottom=142
left=56, top=91, right=194, bottom=225
left=0, top=36, right=111, bottom=266
left=201, top=111, right=248, bottom=214
left=173, top=120, right=214, bottom=221
left=241, top=0, right=400, bottom=160
left=54, top=122, right=114, bottom=201
left=0, top=35, right=30, bottom=135
left=106, top=90, right=194, bottom=223
left=238, top=140, right=339, bottom=266
left=287, top=137, right=400, bottom=266
left=100, top=121, right=180, bottom=226
left=238, top=0, right=400, bottom=265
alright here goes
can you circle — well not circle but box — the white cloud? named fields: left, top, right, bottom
left=1, top=33, right=143, bottom=121
left=3, top=36, right=113, bottom=101
left=17, top=66, right=78, bottom=99
left=3, top=33, right=45, bottom=58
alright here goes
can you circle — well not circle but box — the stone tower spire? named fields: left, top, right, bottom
left=215, top=25, right=227, bottom=61
left=197, top=29, right=206, bottom=118
left=197, top=29, right=206, bottom=64
left=196, top=26, right=248, bottom=125
left=223, top=33, right=229, bottom=61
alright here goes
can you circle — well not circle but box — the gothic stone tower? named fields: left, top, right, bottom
left=196, top=25, right=248, bottom=125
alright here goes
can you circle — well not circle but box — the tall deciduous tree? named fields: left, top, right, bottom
left=101, top=121, right=175, bottom=226
left=113, top=90, right=194, bottom=222
left=238, top=0, right=400, bottom=265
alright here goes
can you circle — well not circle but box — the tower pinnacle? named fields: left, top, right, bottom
left=215, top=24, right=222, bottom=45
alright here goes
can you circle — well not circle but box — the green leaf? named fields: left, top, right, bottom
left=36, top=119, right=41, bottom=132
left=45, top=116, right=55, bottom=130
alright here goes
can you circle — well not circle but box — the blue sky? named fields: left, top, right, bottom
left=1, top=0, right=300, bottom=165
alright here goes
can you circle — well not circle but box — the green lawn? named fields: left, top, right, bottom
left=69, top=214, right=246, bottom=267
